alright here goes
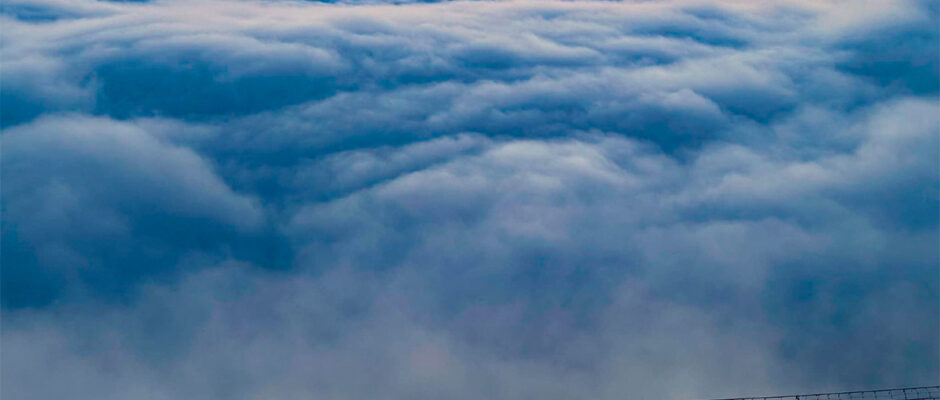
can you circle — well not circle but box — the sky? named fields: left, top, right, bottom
left=0, top=0, right=938, bottom=399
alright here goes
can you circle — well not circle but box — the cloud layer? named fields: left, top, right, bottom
left=2, top=0, right=938, bottom=399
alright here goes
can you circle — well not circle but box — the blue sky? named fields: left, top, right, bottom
left=1, top=0, right=938, bottom=398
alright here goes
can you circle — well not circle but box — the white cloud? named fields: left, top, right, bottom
left=1, top=0, right=937, bottom=398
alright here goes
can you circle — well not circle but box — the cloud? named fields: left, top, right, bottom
left=0, top=263, right=788, bottom=400
left=1, top=0, right=937, bottom=398
left=2, top=115, right=265, bottom=306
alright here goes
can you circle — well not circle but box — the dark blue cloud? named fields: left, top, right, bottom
left=1, top=0, right=937, bottom=398
left=1, top=115, right=268, bottom=307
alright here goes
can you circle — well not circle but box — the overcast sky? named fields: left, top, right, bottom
left=1, top=0, right=938, bottom=399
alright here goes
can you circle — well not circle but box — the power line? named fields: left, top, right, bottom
left=709, top=385, right=940, bottom=400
